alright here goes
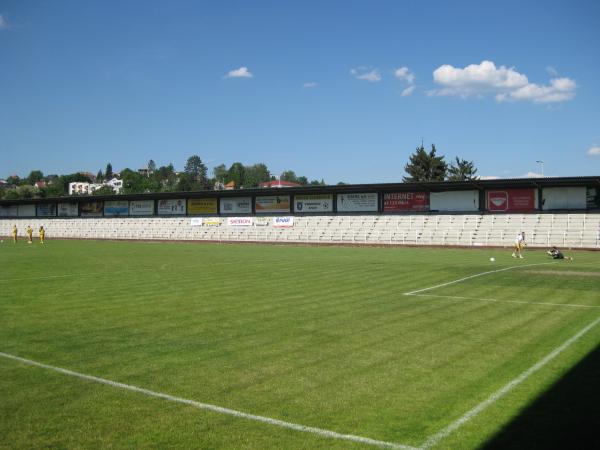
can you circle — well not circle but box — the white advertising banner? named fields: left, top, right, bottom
left=0, top=205, right=18, bottom=217
left=104, top=200, right=130, bottom=216
left=157, top=199, right=186, bottom=215
left=220, top=197, right=252, bottom=214
left=130, top=200, right=154, bottom=216
left=294, top=194, right=333, bottom=212
left=273, top=216, right=294, bottom=228
left=542, top=187, right=586, bottom=210
left=18, top=204, right=36, bottom=217
left=190, top=217, right=203, bottom=227
left=203, top=218, right=220, bottom=226
left=336, top=193, right=378, bottom=212
left=58, top=202, right=78, bottom=217
left=227, top=217, right=253, bottom=226
left=254, top=217, right=270, bottom=226
left=430, top=191, right=479, bottom=212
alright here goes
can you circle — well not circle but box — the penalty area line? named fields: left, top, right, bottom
left=408, top=293, right=600, bottom=309
left=0, top=352, right=417, bottom=450
left=419, top=314, right=600, bottom=449
left=403, top=262, right=556, bottom=296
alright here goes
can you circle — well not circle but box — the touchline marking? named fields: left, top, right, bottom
left=403, top=262, right=555, bottom=296
left=410, top=293, right=600, bottom=309
left=0, top=352, right=417, bottom=450
left=420, top=315, right=600, bottom=449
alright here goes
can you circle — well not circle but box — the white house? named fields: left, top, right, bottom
left=104, top=177, right=123, bottom=194
left=68, top=182, right=103, bottom=195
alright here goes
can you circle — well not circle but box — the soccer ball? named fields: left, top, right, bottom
left=490, top=257, right=495, bottom=262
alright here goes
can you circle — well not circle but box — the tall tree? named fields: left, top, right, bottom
left=26, top=170, right=44, bottom=185
left=147, top=159, right=156, bottom=174
left=105, top=162, right=113, bottom=179
left=244, top=163, right=270, bottom=187
left=184, top=155, right=207, bottom=181
left=403, top=144, right=447, bottom=182
left=228, top=162, right=245, bottom=188
left=280, top=170, right=298, bottom=183
left=447, top=157, right=479, bottom=181
left=212, top=164, right=228, bottom=183
left=96, top=169, right=104, bottom=182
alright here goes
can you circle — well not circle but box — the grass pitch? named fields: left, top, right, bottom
left=1, top=240, right=599, bottom=449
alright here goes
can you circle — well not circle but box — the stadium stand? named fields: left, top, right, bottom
left=1, top=212, right=599, bottom=248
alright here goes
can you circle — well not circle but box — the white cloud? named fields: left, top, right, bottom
left=303, top=82, right=317, bottom=89
left=480, top=175, right=501, bottom=180
left=350, top=67, right=382, bottom=82
left=0, top=15, right=9, bottom=30
left=431, top=60, right=576, bottom=103
left=224, top=67, right=253, bottom=78
left=401, top=85, right=415, bottom=97
left=524, top=171, right=544, bottom=178
left=587, top=146, right=600, bottom=156
left=546, top=66, right=559, bottom=77
left=394, top=67, right=415, bottom=84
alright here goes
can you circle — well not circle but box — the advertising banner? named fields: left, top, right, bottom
left=0, top=205, right=18, bottom=217
left=130, top=200, right=154, bottom=216
left=255, top=195, right=291, bottom=213
left=227, top=217, right=253, bottom=226
left=36, top=204, right=57, bottom=217
left=187, top=198, right=217, bottom=215
left=203, top=218, right=220, bottom=226
left=273, top=216, right=294, bottom=228
left=254, top=217, right=270, bottom=226
left=104, top=200, right=130, bottom=216
left=17, top=204, right=36, bottom=217
left=157, top=199, right=186, bottom=215
left=486, top=189, right=536, bottom=211
left=383, top=192, right=430, bottom=212
left=542, top=187, right=586, bottom=210
left=220, top=197, right=252, bottom=214
left=336, top=193, right=378, bottom=212
left=294, top=194, right=333, bottom=212
left=587, top=188, right=598, bottom=209
left=430, top=191, right=479, bottom=212
left=190, top=217, right=203, bottom=227
left=58, top=202, right=78, bottom=217
left=80, top=201, right=104, bottom=217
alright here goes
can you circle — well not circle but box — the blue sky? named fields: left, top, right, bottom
left=1, top=0, right=599, bottom=183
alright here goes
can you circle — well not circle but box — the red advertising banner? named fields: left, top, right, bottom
left=486, top=189, right=536, bottom=211
left=383, top=192, right=429, bottom=211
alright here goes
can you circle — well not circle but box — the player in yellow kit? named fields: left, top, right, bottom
left=26, top=225, right=33, bottom=244
left=12, top=225, right=18, bottom=243
left=512, top=231, right=526, bottom=259
left=39, top=226, right=45, bottom=244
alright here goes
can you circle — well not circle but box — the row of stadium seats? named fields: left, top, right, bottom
left=2, top=213, right=599, bottom=248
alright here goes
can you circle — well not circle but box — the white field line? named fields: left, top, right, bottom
left=409, top=293, right=600, bottom=309
left=403, top=262, right=556, bottom=296
left=420, top=315, right=600, bottom=449
left=0, top=352, right=417, bottom=450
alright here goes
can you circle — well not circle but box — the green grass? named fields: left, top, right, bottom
left=1, top=240, right=599, bottom=449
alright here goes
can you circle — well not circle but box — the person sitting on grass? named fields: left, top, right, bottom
left=547, top=246, right=573, bottom=261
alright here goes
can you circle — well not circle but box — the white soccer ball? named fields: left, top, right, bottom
left=490, top=257, right=495, bottom=262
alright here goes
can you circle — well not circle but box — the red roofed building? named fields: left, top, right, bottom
left=259, top=180, right=302, bottom=188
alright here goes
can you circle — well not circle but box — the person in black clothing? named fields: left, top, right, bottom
left=547, top=246, right=573, bottom=261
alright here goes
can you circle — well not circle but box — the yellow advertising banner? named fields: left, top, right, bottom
left=187, top=198, right=217, bottom=214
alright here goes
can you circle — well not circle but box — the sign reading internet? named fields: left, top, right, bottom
left=337, top=193, right=378, bottom=212
left=383, top=192, right=429, bottom=211
left=294, top=194, right=333, bottom=212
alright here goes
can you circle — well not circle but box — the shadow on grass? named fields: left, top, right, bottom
left=481, top=344, right=600, bottom=449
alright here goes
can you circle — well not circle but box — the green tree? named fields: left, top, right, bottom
left=96, top=169, right=104, bottom=182
left=184, top=155, right=208, bottom=184
left=296, top=176, right=308, bottom=185
left=228, top=162, right=246, bottom=188
left=212, top=164, right=228, bottom=183
left=309, top=179, right=326, bottom=186
left=403, top=144, right=447, bottom=182
left=105, top=163, right=113, bottom=179
left=17, top=185, right=36, bottom=198
left=447, top=157, right=479, bottom=181
left=280, top=170, right=298, bottom=183
left=26, top=170, right=44, bottom=185
left=148, top=159, right=156, bottom=174
left=3, top=189, right=19, bottom=199
left=92, top=185, right=115, bottom=196
left=6, top=175, right=20, bottom=186
left=244, top=163, right=271, bottom=187
left=120, top=168, right=147, bottom=194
